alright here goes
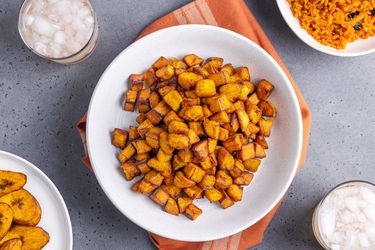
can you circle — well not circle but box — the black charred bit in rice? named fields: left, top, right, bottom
left=371, top=9, right=375, bottom=16
left=354, top=22, right=362, bottom=31
left=348, top=11, right=360, bottom=19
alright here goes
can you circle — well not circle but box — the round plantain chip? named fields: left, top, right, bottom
left=0, top=189, right=41, bottom=226
left=0, top=203, right=13, bottom=241
left=0, top=171, right=27, bottom=197
left=0, top=226, right=49, bottom=249
left=0, top=238, right=22, bottom=250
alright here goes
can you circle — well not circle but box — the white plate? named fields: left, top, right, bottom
left=86, top=25, right=303, bottom=241
left=276, top=0, right=375, bottom=57
left=0, top=151, right=73, bottom=250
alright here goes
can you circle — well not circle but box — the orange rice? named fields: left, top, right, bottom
left=288, top=0, right=375, bottom=49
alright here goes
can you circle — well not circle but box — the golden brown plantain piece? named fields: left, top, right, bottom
left=0, top=225, right=49, bottom=250
left=0, top=171, right=27, bottom=197
left=0, top=190, right=41, bottom=227
left=0, top=203, right=13, bottom=240
left=0, top=238, right=22, bottom=250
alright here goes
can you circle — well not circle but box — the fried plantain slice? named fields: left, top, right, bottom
left=0, top=171, right=27, bottom=197
left=0, top=238, right=22, bottom=250
left=0, top=203, right=13, bottom=240
left=0, top=190, right=41, bottom=226
left=0, top=226, right=49, bottom=249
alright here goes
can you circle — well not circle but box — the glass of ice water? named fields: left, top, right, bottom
left=18, top=0, right=99, bottom=64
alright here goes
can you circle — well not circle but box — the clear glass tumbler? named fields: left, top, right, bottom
left=18, top=0, right=99, bottom=65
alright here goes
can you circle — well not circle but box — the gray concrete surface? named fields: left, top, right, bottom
left=1, top=0, right=375, bottom=249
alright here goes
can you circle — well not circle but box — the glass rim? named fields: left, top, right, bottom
left=312, top=180, right=375, bottom=248
left=18, top=0, right=98, bottom=61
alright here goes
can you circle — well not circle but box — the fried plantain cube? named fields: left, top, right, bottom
left=137, top=119, right=154, bottom=138
left=193, top=67, right=210, bottom=78
left=121, top=160, right=140, bottom=181
left=191, top=140, right=208, bottom=161
left=177, top=148, right=193, bottom=163
left=248, top=92, right=260, bottom=105
left=217, top=147, right=234, bottom=170
left=195, top=79, right=216, bottom=97
left=234, top=101, right=245, bottom=111
left=183, top=54, right=203, bottom=67
left=237, top=143, right=255, bottom=161
left=168, top=120, right=189, bottom=135
left=245, top=102, right=262, bottom=124
left=229, top=73, right=241, bottom=83
left=147, top=158, right=172, bottom=177
left=208, top=94, right=232, bottom=113
left=210, top=111, right=229, bottom=125
left=177, top=197, right=192, bottom=213
left=259, top=101, right=277, bottom=117
left=219, top=83, right=242, bottom=101
left=145, top=127, right=164, bottom=149
left=221, top=63, right=235, bottom=75
left=204, top=188, right=224, bottom=202
left=226, top=184, right=243, bottom=201
left=172, top=154, right=186, bottom=171
left=156, top=65, right=174, bottom=80
left=200, top=153, right=217, bottom=171
left=181, top=97, right=201, bottom=108
left=168, top=133, right=189, bottom=149
left=222, top=134, right=243, bottom=152
left=235, top=67, right=250, bottom=81
left=259, top=118, right=273, bottom=137
left=243, top=159, right=261, bottom=172
left=177, top=72, right=203, bottom=90
left=189, top=122, right=204, bottom=137
left=132, top=139, right=152, bottom=154
left=144, top=70, right=157, bottom=88
left=155, top=149, right=172, bottom=162
left=236, top=109, right=250, bottom=134
left=112, top=128, right=128, bottom=149
left=254, top=143, right=266, bottom=158
left=149, top=91, right=161, bottom=109
left=255, top=135, right=268, bottom=149
left=185, top=203, right=202, bottom=220
left=220, top=191, right=234, bottom=209
left=173, top=171, right=196, bottom=188
left=129, top=74, right=144, bottom=91
left=146, top=101, right=171, bottom=125
left=207, top=139, right=217, bottom=153
left=237, top=81, right=256, bottom=101
left=184, top=185, right=204, bottom=199
left=170, top=57, right=188, bottom=75
left=144, top=170, right=165, bottom=186
left=159, top=131, right=174, bottom=154
left=183, top=163, right=206, bottom=183
left=163, top=110, right=183, bottom=126
left=215, top=170, right=233, bottom=189
left=124, top=90, right=138, bottom=111
left=181, top=106, right=204, bottom=121
left=198, top=175, right=215, bottom=190
left=164, top=198, right=179, bottom=216
left=137, top=179, right=158, bottom=194
left=136, top=113, right=147, bottom=124
left=234, top=171, right=253, bottom=186
left=162, top=90, right=183, bottom=111
left=138, top=88, right=151, bottom=113
left=202, top=105, right=213, bottom=118
left=161, top=184, right=181, bottom=198
left=118, top=144, right=136, bottom=163
left=150, top=187, right=170, bottom=205
left=257, top=79, right=274, bottom=101
left=129, top=125, right=140, bottom=140
left=153, top=56, right=169, bottom=69
left=218, top=127, right=229, bottom=141
left=136, top=160, right=151, bottom=174
left=203, top=119, right=220, bottom=140
left=207, top=71, right=230, bottom=87
left=228, top=159, right=245, bottom=178
left=187, top=129, right=200, bottom=145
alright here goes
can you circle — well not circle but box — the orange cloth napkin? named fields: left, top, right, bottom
left=77, top=0, right=311, bottom=249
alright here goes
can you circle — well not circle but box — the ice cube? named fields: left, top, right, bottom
left=330, top=232, right=344, bottom=244
left=49, top=43, right=62, bottom=58
left=62, top=14, right=73, bottom=24
left=53, top=31, right=66, bottom=44
left=363, top=205, right=375, bottom=221
left=39, top=35, right=51, bottom=44
left=51, top=0, right=71, bottom=15
left=71, top=19, right=85, bottom=31
left=24, top=15, right=35, bottom=26
left=33, top=41, right=47, bottom=55
left=360, top=186, right=375, bottom=204
left=344, top=197, right=359, bottom=212
left=340, top=210, right=354, bottom=224
left=31, top=16, right=57, bottom=37
left=64, top=27, right=75, bottom=37
left=78, top=6, right=91, bottom=18
left=30, top=0, right=45, bottom=15
left=319, top=209, right=336, bottom=238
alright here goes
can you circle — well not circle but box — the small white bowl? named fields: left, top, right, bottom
left=86, top=25, right=303, bottom=241
left=276, top=0, right=375, bottom=57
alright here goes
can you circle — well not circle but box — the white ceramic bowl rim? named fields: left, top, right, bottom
left=86, top=24, right=303, bottom=241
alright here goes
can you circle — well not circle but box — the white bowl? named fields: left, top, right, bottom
left=86, top=24, right=303, bottom=241
left=0, top=151, right=73, bottom=250
left=276, top=0, right=375, bottom=57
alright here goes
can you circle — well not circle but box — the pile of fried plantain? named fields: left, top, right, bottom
left=0, top=170, right=49, bottom=249
left=114, top=55, right=277, bottom=220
